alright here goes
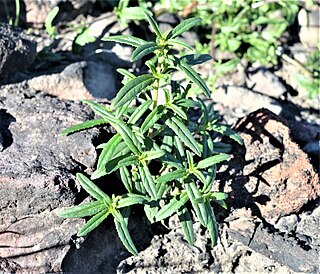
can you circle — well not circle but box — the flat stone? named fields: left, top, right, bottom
left=232, top=109, right=319, bottom=224
left=27, top=61, right=120, bottom=100
left=0, top=83, right=99, bottom=272
left=246, top=68, right=286, bottom=98
left=0, top=23, right=36, bottom=79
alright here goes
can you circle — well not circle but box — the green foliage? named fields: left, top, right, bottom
left=59, top=11, right=242, bottom=255
left=295, top=47, right=320, bottom=99
left=45, top=6, right=59, bottom=37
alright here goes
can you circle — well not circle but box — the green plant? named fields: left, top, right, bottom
left=114, top=0, right=152, bottom=27
left=295, top=46, right=320, bottom=99
left=2, top=0, right=20, bottom=26
left=59, top=11, right=242, bottom=255
left=45, top=6, right=59, bottom=37
left=154, top=0, right=299, bottom=65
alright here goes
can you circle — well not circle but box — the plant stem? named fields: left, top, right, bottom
left=153, top=78, right=159, bottom=110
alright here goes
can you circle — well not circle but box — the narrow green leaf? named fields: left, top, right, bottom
left=156, top=169, right=187, bottom=185
left=117, top=194, right=150, bottom=208
left=144, top=202, right=159, bottom=223
left=138, top=164, right=157, bottom=200
left=210, top=124, right=243, bottom=145
left=104, top=153, right=133, bottom=174
left=161, top=135, right=173, bottom=153
left=114, top=213, right=138, bottom=256
left=141, top=105, right=165, bottom=134
left=167, top=17, right=202, bottom=39
left=97, top=134, right=122, bottom=171
left=181, top=54, right=212, bottom=66
left=176, top=59, right=211, bottom=97
left=117, top=68, right=136, bottom=80
left=132, top=42, right=157, bottom=61
left=128, top=100, right=153, bottom=124
left=142, top=150, right=165, bottom=161
left=209, top=192, right=228, bottom=201
left=77, top=209, right=110, bottom=237
left=185, top=182, right=207, bottom=226
left=143, top=10, right=162, bottom=38
left=112, top=74, right=155, bottom=109
left=174, top=98, right=199, bottom=108
left=165, top=116, right=201, bottom=156
left=191, top=169, right=207, bottom=185
left=82, top=100, right=114, bottom=121
left=203, top=165, right=216, bottom=193
left=111, top=119, right=142, bottom=155
left=120, top=166, right=133, bottom=192
left=118, top=155, right=139, bottom=168
left=178, top=206, right=195, bottom=245
left=60, top=119, right=107, bottom=136
left=59, top=201, right=105, bottom=218
left=168, top=38, right=193, bottom=51
left=76, top=173, right=112, bottom=204
left=205, top=201, right=219, bottom=247
left=197, top=154, right=229, bottom=169
left=45, top=6, right=59, bottom=37
left=155, top=192, right=189, bottom=222
left=102, top=35, right=146, bottom=47
left=168, top=104, right=188, bottom=120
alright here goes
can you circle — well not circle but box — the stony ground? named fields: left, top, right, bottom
left=0, top=1, right=319, bottom=273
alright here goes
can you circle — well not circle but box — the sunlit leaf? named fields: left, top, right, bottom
left=114, top=211, right=138, bottom=256
left=112, top=74, right=155, bottom=109
left=143, top=10, right=162, bottom=38
left=59, top=201, right=105, bottom=218
left=76, top=173, right=112, bottom=204
left=60, top=119, right=107, bottom=136
left=185, top=182, right=207, bottom=226
left=102, top=35, right=146, bottom=47
left=181, top=54, right=212, bottom=66
left=165, top=116, right=201, bottom=156
left=197, top=154, right=229, bottom=169
left=132, top=42, right=157, bottom=61
left=77, top=209, right=110, bottom=237
left=167, top=17, right=202, bottom=39
left=175, top=59, right=211, bottom=97
left=178, top=206, right=195, bottom=245
left=117, top=194, right=150, bottom=208
left=155, top=192, right=189, bottom=222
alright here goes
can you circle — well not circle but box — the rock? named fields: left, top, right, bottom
left=0, top=23, right=37, bottom=80
left=25, top=0, right=96, bottom=27
left=296, top=206, right=320, bottom=247
left=27, top=61, right=120, bottom=100
left=303, top=141, right=320, bottom=160
left=212, top=86, right=282, bottom=125
left=274, top=214, right=299, bottom=233
left=246, top=68, right=286, bottom=98
left=298, top=7, right=320, bottom=49
left=0, top=83, right=99, bottom=272
left=228, top=108, right=319, bottom=224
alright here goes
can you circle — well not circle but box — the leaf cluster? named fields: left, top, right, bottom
left=59, top=10, right=242, bottom=255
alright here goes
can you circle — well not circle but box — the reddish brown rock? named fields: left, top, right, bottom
left=231, top=108, right=319, bottom=224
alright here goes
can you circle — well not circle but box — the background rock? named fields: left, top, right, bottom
left=0, top=83, right=99, bottom=272
left=0, top=24, right=36, bottom=80
left=27, top=61, right=120, bottom=100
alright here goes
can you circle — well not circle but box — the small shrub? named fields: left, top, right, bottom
left=59, top=11, right=242, bottom=255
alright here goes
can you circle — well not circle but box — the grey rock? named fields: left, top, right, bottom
left=0, top=23, right=36, bottom=79
left=0, top=83, right=99, bottom=272
left=303, top=140, right=320, bottom=159
left=274, top=214, right=299, bottom=233
left=246, top=68, right=286, bottom=98
left=296, top=206, right=320, bottom=247
left=212, top=86, right=282, bottom=125
left=27, top=61, right=120, bottom=100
